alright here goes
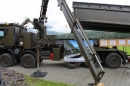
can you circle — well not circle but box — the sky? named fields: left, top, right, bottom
left=0, top=0, right=130, bottom=33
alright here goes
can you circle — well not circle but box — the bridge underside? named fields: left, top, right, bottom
left=73, top=2, right=130, bottom=33
left=80, top=21, right=130, bottom=33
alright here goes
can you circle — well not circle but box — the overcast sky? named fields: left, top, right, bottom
left=0, top=0, right=130, bottom=33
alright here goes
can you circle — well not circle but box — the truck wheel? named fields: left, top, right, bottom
left=105, top=53, right=122, bottom=69
left=0, top=53, right=13, bottom=67
left=21, top=54, right=36, bottom=68
left=65, top=62, right=80, bottom=69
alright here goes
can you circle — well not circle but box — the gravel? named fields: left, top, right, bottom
left=0, top=66, right=28, bottom=86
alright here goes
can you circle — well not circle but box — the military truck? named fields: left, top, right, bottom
left=0, top=21, right=64, bottom=68
left=4, top=0, right=130, bottom=85
left=0, top=0, right=129, bottom=70
left=56, top=39, right=128, bottom=69
left=70, top=1, right=130, bottom=69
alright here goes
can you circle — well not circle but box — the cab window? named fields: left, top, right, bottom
left=0, top=30, right=4, bottom=37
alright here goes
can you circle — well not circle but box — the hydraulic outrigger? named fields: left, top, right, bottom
left=39, top=0, right=105, bottom=85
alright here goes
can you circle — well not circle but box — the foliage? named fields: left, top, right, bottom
left=58, top=33, right=75, bottom=39
left=24, top=75, right=73, bottom=86
left=57, top=31, right=130, bottom=39
left=118, top=46, right=130, bottom=55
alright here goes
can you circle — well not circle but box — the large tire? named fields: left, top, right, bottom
left=65, top=62, right=80, bottom=69
left=105, top=53, right=122, bottom=69
left=21, top=54, right=36, bottom=68
left=0, top=53, right=13, bottom=67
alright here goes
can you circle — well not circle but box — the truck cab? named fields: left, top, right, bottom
left=0, top=23, right=20, bottom=47
left=0, top=23, right=38, bottom=67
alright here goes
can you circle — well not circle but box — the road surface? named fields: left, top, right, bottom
left=7, top=60, right=130, bottom=86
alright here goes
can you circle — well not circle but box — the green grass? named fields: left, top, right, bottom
left=117, top=46, right=130, bottom=55
left=24, top=75, right=73, bottom=86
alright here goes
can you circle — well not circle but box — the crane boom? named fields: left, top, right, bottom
left=57, top=0, right=104, bottom=85
left=39, top=0, right=49, bottom=20
left=39, top=0, right=105, bottom=85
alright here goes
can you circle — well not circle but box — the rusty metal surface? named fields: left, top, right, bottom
left=8, top=60, right=130, bottom=86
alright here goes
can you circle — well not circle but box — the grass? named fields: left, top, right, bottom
left=117, top=46, right=130, bottom=55
left=24, top=75, right=73, bottom=86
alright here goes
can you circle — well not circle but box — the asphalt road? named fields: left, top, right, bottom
left=7, top=60, right=130, bottom=86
